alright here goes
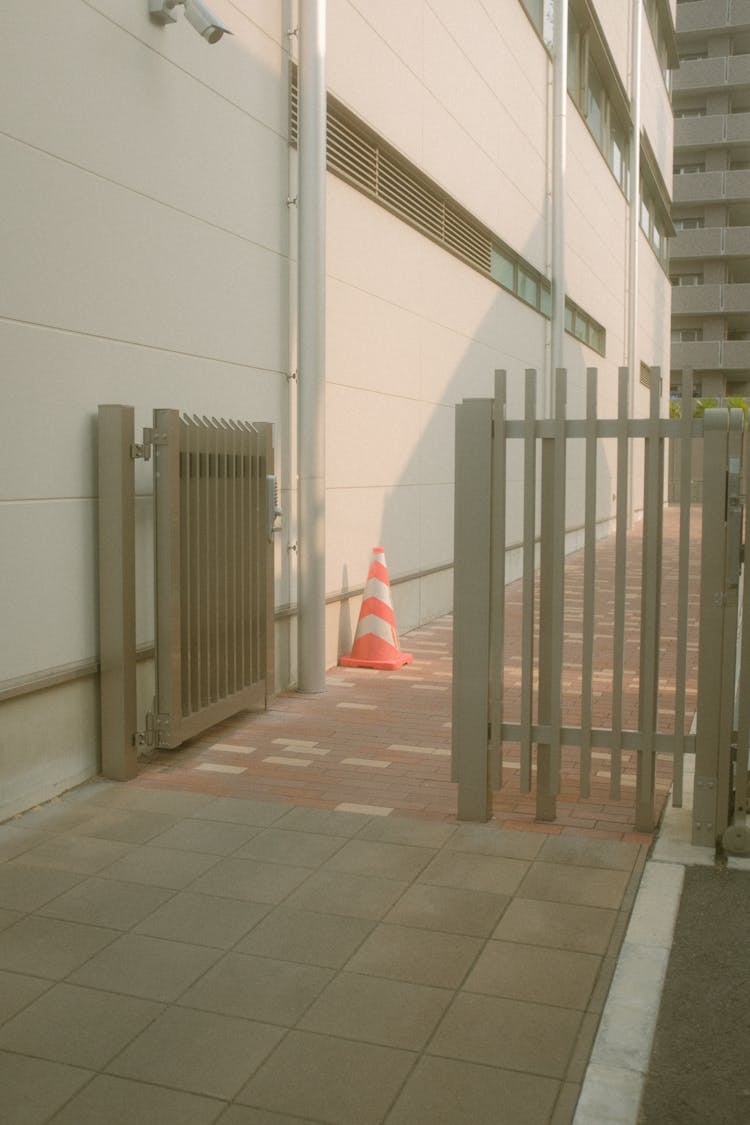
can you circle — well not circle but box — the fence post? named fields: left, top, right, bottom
left=693, top=408, right=742, bottom=847
left=98, top=405, right=138, bottom=781
left=153, top=409, right=182, bottom=750
left=452, top=398, right=494, bottom=821
left=537, top=370, right=566, bottom=821
left=635, top=369, right=664, bottom=833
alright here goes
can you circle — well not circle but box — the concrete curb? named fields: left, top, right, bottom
left=572, top=755, right=714, bottom=1125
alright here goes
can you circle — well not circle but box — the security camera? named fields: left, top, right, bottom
left=184, top=0, right=232, bottom=43
left=149, top=0, right=232, bottom=44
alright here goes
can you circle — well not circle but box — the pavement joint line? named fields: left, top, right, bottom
left=573, top=753, right=715, bottom=1125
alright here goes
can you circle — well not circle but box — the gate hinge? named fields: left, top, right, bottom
left=130, top=427, right=168, bottom=461
left=134, top=710, right=172, bottom=752
left=133, top=710, right=159, bottom=752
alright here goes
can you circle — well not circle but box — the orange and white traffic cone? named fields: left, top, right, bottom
left=339, top=547, right=413, bottom=671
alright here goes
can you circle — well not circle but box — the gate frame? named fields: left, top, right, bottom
left=451, top=367, right=708, bottom=836
left=97, top=404, right=276, bottom=780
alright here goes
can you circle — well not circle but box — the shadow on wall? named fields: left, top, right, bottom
left=324, top=184, right=621, bottom=657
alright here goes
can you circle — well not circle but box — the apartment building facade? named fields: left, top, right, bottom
left=1, top=0, right=674, bottom=816
left=671, top=0, right=750, bottom=395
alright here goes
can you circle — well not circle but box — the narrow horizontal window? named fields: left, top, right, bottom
left=490, top=247, right=515, bottom=291
left=517, top=267, right=539, bottom=308
left=565, top=299, right=606, bottom=356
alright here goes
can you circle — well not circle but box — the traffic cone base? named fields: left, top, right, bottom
left=339, top=547, right=412, bottom=671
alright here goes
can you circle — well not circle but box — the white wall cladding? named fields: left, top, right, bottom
left=325, top=175, right=546, bottom=603
left=595, top=0, right=632, bottom=87
left=329, top=0, right=549, bottom=270
left=565, top=110, right=630, bottom=389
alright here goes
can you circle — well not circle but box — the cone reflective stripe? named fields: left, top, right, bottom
left=340, top=547, right=413, bottom=671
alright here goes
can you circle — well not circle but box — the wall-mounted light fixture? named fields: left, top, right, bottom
left=149, top=0, right=232, bottom=44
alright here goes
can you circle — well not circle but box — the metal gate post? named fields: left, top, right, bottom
left=537, top=371, right=566, bottom=821
left=635, top=370, right=664, bottom=833
left=452, top=398, right=494, bottom=821
left=694, top=408, right=743, bottom=846
left=152, top=409, right=182, bottom=750
left=97, top=405, right=138, bottom=781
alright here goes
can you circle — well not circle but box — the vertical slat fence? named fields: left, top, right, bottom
left=451, top=367, right=718, bottom=834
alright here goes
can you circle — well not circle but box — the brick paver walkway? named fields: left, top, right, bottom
left=133, top=507, right=701, bottom=843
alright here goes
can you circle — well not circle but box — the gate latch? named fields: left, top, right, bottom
left=266, top=475, right=283, bottom=542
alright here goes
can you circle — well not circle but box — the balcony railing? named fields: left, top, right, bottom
left=672, top=283, right=750, bottom=315
left=670, top=341, right=722, bottom=370
left=677, top=0, right=750, bottom=33
left=670, top=228, right=723, bottom=259
left=670, top=340, right=750, bottom=371
left=673, top=170, right=750, bottom=204
left=725, top=169, right=750, bottom=200
left=673, top=170, right=725, bottom=204
left=722, top=283, right=750, bottom=312
left=673, top=56, right=727, bottom=93
left=675, top=115, right=725, bottom=149
left=728, top=54, right=750, bottom=85
left=722, top=340, right=750, bottom=369
left=727, top=113, right=750, bottom=144
left=725, top=227, right=750, bottom=255
left=671, top=284, right=722, bottom=315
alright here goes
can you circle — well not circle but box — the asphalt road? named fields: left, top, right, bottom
left=638, top=864, right=750, bottom=1125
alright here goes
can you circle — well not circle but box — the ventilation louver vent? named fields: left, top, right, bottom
left=290, top=69, right=497, bottom=278
left=288, top=66, right=604, bottom=343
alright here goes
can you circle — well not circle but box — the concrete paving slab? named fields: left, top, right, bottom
left=68, top=932, right=221, bottom=1002
left=418, top=849, right=530, bottom=895
left=298, top=971, right=452, bottom=1050
left=283, top=868, right=408, bottom=919
left=178, top=952, right=333, bottom=1025
left=234, top=907, right=374, bottom=968
left=492, top=898, right=617, bottom=955
left=427, top=991, right=582, bottom=1079
left=464, top=941, right=601, bottom=1010
left=345, top=922, right=483, bottom=988
left=0, top=982, right=163, bottom=1069
left=237, top=1030, right=416, bottom=1125
left=36, top=875, right=172, bottom=930
left=45, top=1074, right=222, bottom=1125
left=385, top=1055, right=560, bottom=1125
left=0, top=863, right=84, bottom=913
left=384, top=881, right=509, bottom=937
left=134, top=891, right=270, bottom=948
left=0, top=914, right=118, bottom=979
left=0, top=1049, right=92, bottom=1125
left=107, top=1006, right=284, bottom=1100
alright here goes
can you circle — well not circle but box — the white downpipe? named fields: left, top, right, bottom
left=297, top=0, right=327, bottom=693
left=628, top=0, right=642, bottom=525
left=550, top=0, right=568, bottom=418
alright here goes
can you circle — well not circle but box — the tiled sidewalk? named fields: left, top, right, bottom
left=0, top=508, right=700, bottom=1123
left=0, top=781, right=647, bottom=1125
left=133, top=506, right=699, bottom=843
